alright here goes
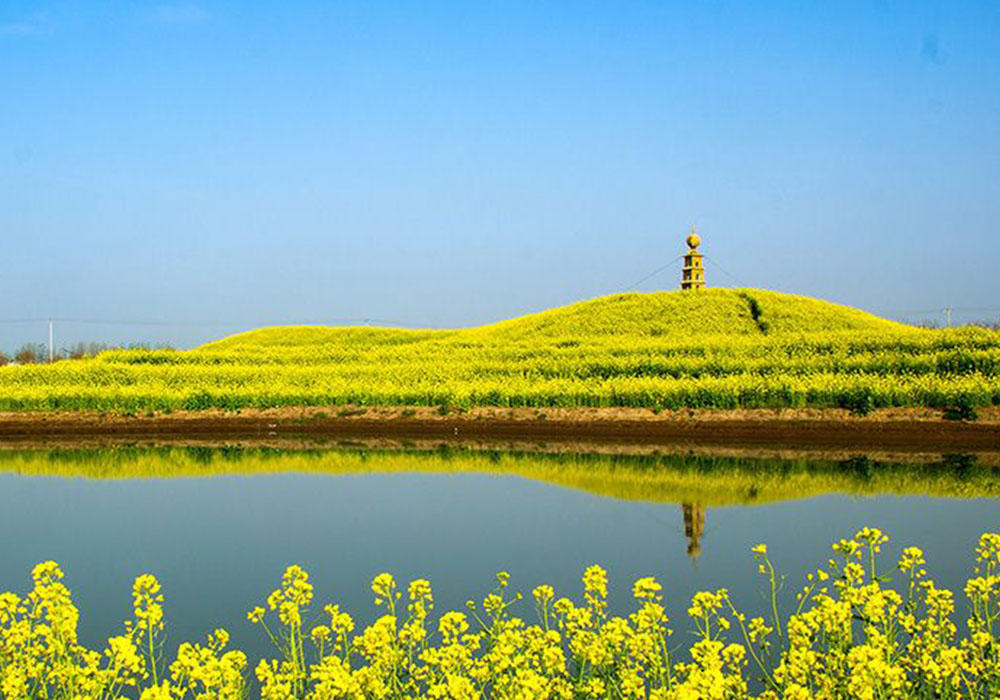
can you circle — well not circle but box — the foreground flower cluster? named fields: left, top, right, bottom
left=1, top=530, right=997, bottom=699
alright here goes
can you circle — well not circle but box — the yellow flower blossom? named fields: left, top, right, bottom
left=3, top=528, right=999, bottom=700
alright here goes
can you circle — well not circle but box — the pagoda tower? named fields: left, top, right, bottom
left=680, top=228, right=706, bottom=290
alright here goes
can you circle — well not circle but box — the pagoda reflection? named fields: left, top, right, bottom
left=681, top=502, right=706, bottom=558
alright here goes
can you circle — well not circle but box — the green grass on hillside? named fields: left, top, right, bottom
left=0, top=289, right=997, bottom=412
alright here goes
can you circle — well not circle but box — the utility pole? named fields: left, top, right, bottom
left=945, top=308, right=952, bottom=329
left=48, top=319, right=53, bottom=363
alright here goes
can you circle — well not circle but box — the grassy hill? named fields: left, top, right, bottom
left=206, top=288, right=909, bottom=351
left=202, top=325, right=445, bottom=352
left=464, top=288, right=905, bottom=341
left=0, top=289, right=996, bottom=413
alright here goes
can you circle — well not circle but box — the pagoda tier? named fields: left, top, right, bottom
left=681, top=229, right=705, bottom=290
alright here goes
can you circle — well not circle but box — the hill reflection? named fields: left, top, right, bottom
left=2, top=444, right=997, bottom=559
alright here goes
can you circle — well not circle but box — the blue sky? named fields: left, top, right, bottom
left=2, top=1, right=998, bottom=348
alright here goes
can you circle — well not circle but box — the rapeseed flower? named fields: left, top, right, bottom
left=3, top=528, right=1000, bottom=699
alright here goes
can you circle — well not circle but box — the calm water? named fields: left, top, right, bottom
left=0, top=445, right=997, bottom=666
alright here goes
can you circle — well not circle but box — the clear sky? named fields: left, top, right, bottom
left=2, top=1, right=998, bottom=349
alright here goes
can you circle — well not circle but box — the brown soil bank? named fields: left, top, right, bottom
left=1, top=406, right=999, bottom=452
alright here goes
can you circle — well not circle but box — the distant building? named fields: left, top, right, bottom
left=681, top=228, right=706, bottom=290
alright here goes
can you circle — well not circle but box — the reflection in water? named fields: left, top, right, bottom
left=2, top=444, right=997, bottom=564
left=0, top=442, right=997, bottom=673
left=682, top=502, right=706, bottom=558
left=0, top=445, right=998, bottom=506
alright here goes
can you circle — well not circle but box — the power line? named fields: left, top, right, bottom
left=0, top=316, right=417, bottom=328
left=623, top=255, right=684, bottom=291
left=701, top=255, right=750, bottom=288
left=0, top=317, right=242, bottom=327
left=622, top=253, right=997, bottom=327
left=622, top=250, right=753, bottom=292
left=940, top=307, right=1000, bottom=313
left=878, top=307, right=1000, bottom=316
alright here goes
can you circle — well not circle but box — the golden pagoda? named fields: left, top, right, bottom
left=680, top=228, right=705, bottom=290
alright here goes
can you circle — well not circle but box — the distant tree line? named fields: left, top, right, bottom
left=0, top=342, right=174, bottom=366
left=912, top=319, right=1000, bottom=331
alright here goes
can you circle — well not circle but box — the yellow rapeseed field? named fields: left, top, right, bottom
left=0, top=289, right=997, bottom=413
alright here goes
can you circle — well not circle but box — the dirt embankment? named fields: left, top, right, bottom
left=1, top=406, right=998, bottom=452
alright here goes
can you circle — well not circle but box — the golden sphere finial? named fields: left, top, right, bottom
left=686, top=226, right=701, bottom=250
